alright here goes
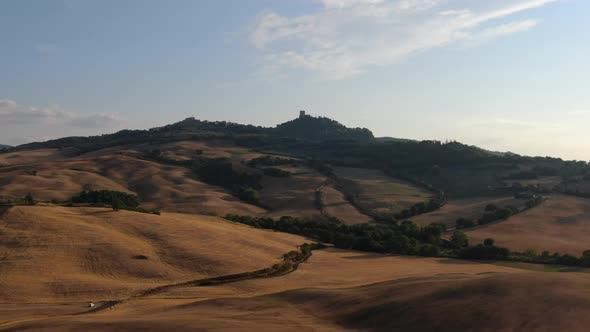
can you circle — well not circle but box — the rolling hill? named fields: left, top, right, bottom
left=2, top=114, right=590, bottom=331
left=464, top=195, right=590, bottom=256
left=0, top=205, right=307, bottom=302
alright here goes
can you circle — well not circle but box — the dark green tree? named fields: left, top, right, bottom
left=450, top=230, right=469, bottom=249
left=483, top=238, right=495, bottom=246
left=24, top=193, right=35, bottom=205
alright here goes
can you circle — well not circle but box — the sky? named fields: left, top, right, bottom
left=0, top=0, right=589, bottom=160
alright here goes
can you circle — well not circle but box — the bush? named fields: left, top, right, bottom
left=485, top=204, right=498, bottom=212
left=478, top=207, right=513, bottom=225
left=71, top=190, right=140, bottom=209
left=459, top=244, right=510, bottom=260
left=394, top=197, right=447, bottom=220
left=24, top=193, right=35, bottom=205
left=248, top=156, right=295, bottom=167
left=456, top=217, right=475, bottom=229
left=237, top=186, right=262, bottom=206
left=263, top=167, right=291, bottom=177
left=450, top=230, right=469, bottom=249
left=419, top=244, right=440, bottom=257
left=224, top=215, right=441, bottom=256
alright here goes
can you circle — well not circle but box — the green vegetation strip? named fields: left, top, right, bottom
left=225, top=214, right=590, bottom=268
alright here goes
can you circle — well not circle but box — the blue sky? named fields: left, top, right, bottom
left=1, top=0, right=589, bottom=160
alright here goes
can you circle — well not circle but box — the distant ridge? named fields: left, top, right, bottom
left=376, top=137, right=417, bottom=143
left=11, top=112, right=374, bottom=151
left=0, top=144, right=11, bottom=150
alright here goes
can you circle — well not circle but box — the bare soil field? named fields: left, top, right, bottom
left=259, top=164, right=327, bottom=219
left=465, top=195, right=590, bottom=255
left=319, top=185, right=373, bottom=224
left=412, top=196, right=526, bottom=228
left=333, top=166, right=432, bottom=217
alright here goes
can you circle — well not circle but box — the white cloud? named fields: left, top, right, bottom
left=0, top=99, right=127, bottom=145
left=250, top=0, right=559, bottom=79
left=0, top=99, right=122, bottom=128
left=478, top=19, right=539, bottom=39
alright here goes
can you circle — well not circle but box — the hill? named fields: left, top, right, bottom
left=333, top=166, right=433, bottom=219
left=274, top=112, right=374, bottom=142
left=4, top=113, right=589, bottom=198
left=7, top=241, right=590, bottom=332
left=0, top=154, right=265, bottom=215
left=411, top=196, right=527, bottom=228
left=0, top=144, right=10, bottom=150
left=464, top=195, right=590, bottom=256
left=0, top=205, right=307, bottom=302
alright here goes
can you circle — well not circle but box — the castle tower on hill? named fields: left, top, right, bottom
left=299, top=110, right=306, bottom=118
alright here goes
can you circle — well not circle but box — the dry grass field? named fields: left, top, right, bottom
left=4, top=144, right=590, bottom=331
left=333, top=166, right=432, bottom=217
left=6, top=241, right=590, bottom=331
left=465, top=195, right=590, bottom=255
left=154, top=248, right=521, bottom=300
left=0, top=149, right=70, bottom=166
left=0, top=154, right=264, bottom=215
left=7, top=272, right=590, bottom=332
left=3, top=206, right=590, bottom=331
left=412, top=196, right=526, bottom=228
left=0, top=205, right=305, bottom=302
left=319, top=185, right=373, bottom=224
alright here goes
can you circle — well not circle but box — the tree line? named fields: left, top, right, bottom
left=224, top=214, right=590, bottom=267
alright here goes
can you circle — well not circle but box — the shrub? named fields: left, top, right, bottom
left=71, top=190, right=140, bottom=209
left=419, top=244, right=440, bottom=257
left=237, top=186, right=262, bottom=206
left=248, top=156, right=295, bottom=167
left=485, top=204, right=498, bottom=212
left=456, top=217, right=475, bottom=229
left=24, top=193, right=35, bottom=205
left=450, top=230, right=469, bottom=249
left=459, top=244, right=510, bottom=260
left=478, top=207, right=513, bottom=225
left=263, top=167, right=291, bottom=177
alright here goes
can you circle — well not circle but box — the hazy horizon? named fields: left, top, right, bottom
left=1, top=0, right=589, bottom=161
